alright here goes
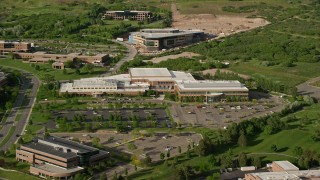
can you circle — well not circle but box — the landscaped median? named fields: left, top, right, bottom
left=0, top=126, right=16, bottom=148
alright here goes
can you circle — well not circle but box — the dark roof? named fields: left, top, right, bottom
left=23, top=143, right=78, bottom=159
left=42, top=136, right=98, bottom=153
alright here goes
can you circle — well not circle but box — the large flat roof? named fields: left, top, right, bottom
left=176, top=80, right=248, bottom=91
left=247, top=170, right=320, bottom=179
left=41, top=136, right=98, bottom=153
left=130, top=68, right=172, bottom=77
left=23, top=142, right=78, bottom=159
left=274, top=161, right=299, bottom=171
left=132, top=30, right=204, bottom=39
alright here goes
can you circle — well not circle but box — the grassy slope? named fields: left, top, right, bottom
left=0, top=169, right=38, bottom=180
left=229, top=61, right=320, bottom=87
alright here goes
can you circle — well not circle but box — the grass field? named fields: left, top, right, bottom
left=0, top=169, right=38, bottom=180
left=0, top=126, right=16, bottom=148
left=229, top=60, right=320, bottom=87
left=0, top=59, right=107, bottom=80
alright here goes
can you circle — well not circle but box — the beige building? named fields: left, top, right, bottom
left=245, top=161, right=320, bottom=180
left=102, top=10, right=152, bottom=21
left=60, top=68, right=248, bottom=102
left=14, top=52, right=109, bottom=64
left=129, top=29, right=205, bottom=52
left=52, top=62, right=65, bottom=69
left=0, top=41, right=31, bottom=52
left=16, top=136, right=109, bottom=179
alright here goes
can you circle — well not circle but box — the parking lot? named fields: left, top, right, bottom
left=47, top=108, right=171, bottom=129
left=170, top=94, right=286, bottom=128
left=53, top=131, right=202, bottom=163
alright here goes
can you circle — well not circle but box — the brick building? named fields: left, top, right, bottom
left=0, top=40, right=32, bottom=52
left=16, top=136, right=109, bottom=179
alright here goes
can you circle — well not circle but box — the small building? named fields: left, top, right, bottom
left=52, top=62, right=65, bottom=69
left=102, top=10, right=152, bottom=21
left=16, top=136, right=109, bottom=179
left=272, top=161, right=299, bottom=172
left=0, top=40, right=32, bottom=52
left=129, top=29, right=205, bottom=52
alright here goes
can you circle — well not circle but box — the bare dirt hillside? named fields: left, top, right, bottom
left=171, top=4, right=269, bottom=37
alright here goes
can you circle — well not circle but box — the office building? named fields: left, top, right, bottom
left=14, top=52, right=109, bottom=64
left=245, top=170, right=320, bottom=180
left=16, top=136, right=109, bottom=179
left=0, top=40, right=32, bottom=52
left=129, top=29, right=205, bottom=52
left=245, top=161, right=320, bottom=180
left=60, top=68, right=248, bottom=102
left=102, top=10, right=152, bottom=21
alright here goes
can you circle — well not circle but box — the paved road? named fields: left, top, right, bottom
left=297, top=76, right=320, bottom=101
left=102, top=40, right=137, bottom=76
left=0, top=71, right=40, bottom=151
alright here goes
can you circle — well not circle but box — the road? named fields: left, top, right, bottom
left=0, top=71, right=40, bottom=151
left=297, top=76, right=320, bottom=101
left=102, top=40, right=137, bottom=76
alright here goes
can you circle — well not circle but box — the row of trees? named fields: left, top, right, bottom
left=0, top=70, right=20, bottom=111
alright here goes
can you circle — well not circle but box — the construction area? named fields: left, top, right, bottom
left=171, top=4, right=269, bottom=37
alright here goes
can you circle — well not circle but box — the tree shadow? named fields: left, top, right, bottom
left=277, top=147, right=289, bottom=153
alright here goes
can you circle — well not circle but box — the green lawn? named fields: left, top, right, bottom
left=229, top=60, right=320, bottom=87
left=0, top=126, right=16, bottom=148
left=0, top=169, right=38, bottom=180
left=0, top=59, right=108, bottom=80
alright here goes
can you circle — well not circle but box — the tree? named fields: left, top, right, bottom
left=75, top=68, right=81, bottom=75
left=100, top=173, right=107, bottom=180
left=238, top=133, right=247, bottom=147
left=63, top=69, right=67, bottom=74
left=271, top=144, right=278, bottom=152
left=252, top=156, right=262, bottom=168
left=178, top=146, right=181, bottom=154
left=167, top=151, right=170, bottom=158
left=238, top=153, right=247, bottom=167
left=194, top=136, right=213, bottom=156
left=172, top=165, right=194, bottom=180
left=85, top=123, right=93, bottom=132
left=92, top=137, right=101, bottom=147
left=125, top=168, right=128, bottom=176
left=160, top=153, right=165, bottom=160
left=83, top=63, right=94, bottom=74
left=174, top=156, right=178, bottom=164
left=35, top=65, right=40, bottom=71
left=186, top=149, right=190, bottom=159
left=293, top=146, right=303, bottom=157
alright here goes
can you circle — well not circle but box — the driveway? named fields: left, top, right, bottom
left=297, top=76, right=320, bottom=101
left=102, top=40, right=137, bottom=76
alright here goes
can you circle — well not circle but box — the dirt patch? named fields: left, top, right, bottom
left=171, top=4, right=269, bottom=36
left=202, top=68, right=251, bottom=80
left=143, top=52, right=201, bottom=64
